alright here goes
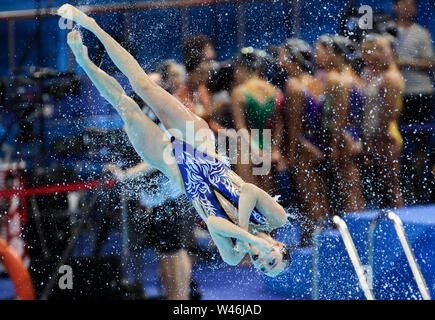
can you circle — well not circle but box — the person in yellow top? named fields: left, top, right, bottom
left=360, top=34, right=405, bottom=208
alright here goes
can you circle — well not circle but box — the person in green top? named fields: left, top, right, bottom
left=231, top=48, right=286, bottom=196
left=243, top=92, right=277, bottom=150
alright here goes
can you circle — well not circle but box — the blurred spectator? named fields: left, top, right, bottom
left=176, top=34, right=220, bottom=134
left=360, top=34, right=405, bottom=209
left=207, top=60, right=236, bottom=130
left=315, top=35, right=366, bottom=215
left=231, top=47, right=286, bottom=196
left=278, top=38, right=328, bottom=245
left=155, top=59, right=186, bottom=94
left=393, top=0, right=435, bottom=203
left=264, top=45, right=289, bottom=91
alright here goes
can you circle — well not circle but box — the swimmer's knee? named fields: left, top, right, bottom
left=241, top=182, right=257, bottom=195
left=206, top=215, right=217, bottom=225
left=130, top=73, right=156, bottom=95
left=275, top=209, right=288, bottom=227
left=206, top=215, right=221, bottom=230
left=116, top=94, right=142, bottom=120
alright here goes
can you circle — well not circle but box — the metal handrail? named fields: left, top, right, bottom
left=367, top=210, right=431, bottom=300
left=119, top=190, right=130, bottom=285
left=366, top=209, right=389, bottom=270
left=387, top=211, right=431, bottom=300
left=367, top=209, right=431, bottom=300
left=311, top=226, right=322, bottom=300
left=333, top=215, right=375, bottom=300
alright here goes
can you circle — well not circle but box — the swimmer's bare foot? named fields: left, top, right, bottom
left=67, top=30, right=88, bottom=63
left=57, top=4, right=96, bottom=30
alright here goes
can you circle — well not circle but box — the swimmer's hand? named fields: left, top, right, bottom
left=67, top=30, right=88, bottom=63
left=234, top=241, right=250, bottom=254
left=57, top=4, right=96, bottom=30
left=103, top=164, right=126, bottom=182
left=254, top=237, right=273, bottom=255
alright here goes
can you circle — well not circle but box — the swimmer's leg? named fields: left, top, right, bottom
left=67, top=30, right=174, bottom=178
left=378, top=143, right=404, bottom=209
left=157, top=249, right=191, bottom=300
left=58, top=4, right=214, bottom=151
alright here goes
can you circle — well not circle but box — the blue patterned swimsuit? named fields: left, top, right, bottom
left=170, top=136, right=270, bottom=232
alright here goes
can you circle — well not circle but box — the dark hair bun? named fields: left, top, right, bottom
left=280, top=244, right=292, bottom=270
left=318, top=34, right=359, bottom=64
left=282, top=38, right=315, bottom=73
left=233, top=46, right=267, bottom=73
left=182, top=34, right=213, bottom=73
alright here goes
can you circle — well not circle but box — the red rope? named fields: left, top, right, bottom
left=0, top=179, right=115, bottom=199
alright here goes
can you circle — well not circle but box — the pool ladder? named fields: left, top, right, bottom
left=312, top=210, right=431, bottom=300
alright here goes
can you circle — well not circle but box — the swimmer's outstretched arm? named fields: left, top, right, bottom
left=105, top=161, right=157, bottom=183
left=206, top=215, right=272, bottom=266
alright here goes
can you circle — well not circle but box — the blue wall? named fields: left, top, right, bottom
left=1, top=0, right=433, bottom=77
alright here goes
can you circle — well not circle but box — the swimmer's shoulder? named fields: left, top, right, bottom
left=285, top=76, right=306, bottom=96
left=288, top=74, right=323, bottom=101
left=231, top=83, right=247, bottom=101
left=245, top=78, right=276, bottom=99
left=382, top=67, right=404, bottom=92
left=326, top=70, right=353, bottom=90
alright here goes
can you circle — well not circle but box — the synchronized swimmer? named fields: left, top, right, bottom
left=57, top=4, right=291, bottom=277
